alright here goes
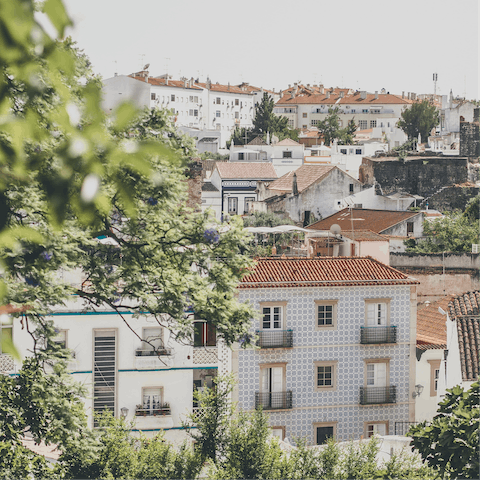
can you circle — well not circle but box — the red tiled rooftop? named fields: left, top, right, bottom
left=340, top=230, right=389, bottom=242
left=268, top=165, right=336, bottom=193
left=216, top=162, right=277, bottom=180
left=307, top=208, right=421, bottom=234
left=276, top=92, right=413, bottom=106
left=416, top=296, right=452, bottom=346
left=239, top=256, right=418, bottom=289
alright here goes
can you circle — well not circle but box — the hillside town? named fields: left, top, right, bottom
left=0, top=1, right=479, bottom=479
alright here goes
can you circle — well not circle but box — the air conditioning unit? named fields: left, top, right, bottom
left=472, top=244, right=480, bottom=253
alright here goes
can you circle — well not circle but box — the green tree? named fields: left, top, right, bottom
left=409, top=382, right=480, bottom=479
left=397, top=99, right=440, bottom=142
left=317, top=107, right=357, bottom=145
left=229, top=93, right=298, bottom=146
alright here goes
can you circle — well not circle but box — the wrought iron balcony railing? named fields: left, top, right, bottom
left=360, top=326, right=397, bottom=344
left=359, top=386, right=397, bottom=405
left=255, top=391, right=293, bottom=410
left=256, top=329, right=293, bottom=348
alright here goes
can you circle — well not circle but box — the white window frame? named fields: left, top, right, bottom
left=365, top=298, right=391, bottom=327
left=260, top=302, right=287, bottom=330
left=314, top=300, right=338, bottom=330
left=364, top=358, right=390, bottom=387
left=358, top=120, right=368, bottom=130
left=314, top=360, right=338, bottom=391
left=365, top=421, right=388, bottom=438
left=141, top=386, right=164, bottom=415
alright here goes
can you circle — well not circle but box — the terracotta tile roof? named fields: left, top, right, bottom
left=247, top=136, right=267, bottom=146
left=340, top=230, right=389, bottom=242
left=275, top=138, right=302, bottom=146
left=268, top=165, right=336, bottom=193
left=276, top=92, right=413, bottom=106
left=416, top=296, right=452, bottom=346
left=239, top=256, right=418, bottom=289
left=307, top=208, right=421, bottom=234
left=195, top=82, right=253, bottom=95
left=448, top=291, right=480, bottom=382
left=216, top=162, right=277, bottom=180
left=130, top=76, right=203, bottom=90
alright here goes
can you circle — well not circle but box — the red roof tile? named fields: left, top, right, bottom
left=216, top=162, right=277, bottom=180
left=276, top=92, right=413, bottom=106
left=416, top=296, right=452, bottom=346
left=268, top=165, right=336, bottom=193
left=195, top=82, right=253, bottom=95
left=340, top=230, right=389, bottom=242
left=130, top=76, right=203, bottom=90
left=307, top=208, right=421, bottom=234
left=239, top=256, right=418, bottom=289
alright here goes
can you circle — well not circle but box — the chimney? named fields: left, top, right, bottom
left=375, top=91, right=378, bottom=100
left=360, top=91, right=366, bottom=100
left=402, top=91, right=404, bottom=99
left=291, top=91, right=295, bottom=99
left=184, top=79, right=187, bottom=88
left=408, top=92, right=410, bottom=99
left=320, top=85, right=324, bottom=94
left=228, top=82, right=230, bottom=91
left=411, top=92, right=416, bottom=100
left=326, top=91, right=330, bottom=99
left=340, top=91, right=344, bottom=98
left=292, top=172, right=298, bottom=195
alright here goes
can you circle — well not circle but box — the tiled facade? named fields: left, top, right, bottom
left=236, top=283, right=416, bottom=444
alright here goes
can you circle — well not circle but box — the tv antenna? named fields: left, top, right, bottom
left=433, top=73, right=438, bottom=95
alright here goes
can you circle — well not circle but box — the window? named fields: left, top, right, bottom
left=407, top=222, right=414, bottom=234
left=311, top=120, right=319, bottom=126
left=428, top=359, right=441, bottom=396
left=365, top=421, right=388, bottom=438
left=216, top=97, right=221, bottom=104
left=238, top=152, right=244, bottom=160
left=303, top=125, right=307, bottom=129
left=314, top=422, right=337, bottom=444
left=171, top=94, right=175, bottom=102
left=139, top=327, right=164, bottom=355
left=315, top=300, right=337, bottom=329
left=349, top=183, right=354, bottom=193
left=365, top=359, right=389, bottom=388
left=151, top=93, right=156, bottom=100
left=235, top=98, right=239, bottom=106
left=52, top=329, right=67, bottom=349
left=370, top=120, right=377, bottom=128
left=355, top=148, right=362, bottom=154
left=215, top=110, right=221, bottom=117
left=140, top=387, right=164, bottom=416
left=288, top=119, right=294, bottom=127
left=244, top=196, right=255, bottom=214
left=258, top=363, right=288, bottom=409
left=194, top=321, right=216, bottom=347
left=282, top=151, right=292, bottom=158
left=227, top=196, right=238, bottom=214
left=261, top=303, right=286, bottom=330
left=365, top=299, right=390, bottom=326
left=270, top=426, right=285, bottom=440
left=302, top=112, right=307, bottom=118
left=362, top=109, right=368, bottom=113
left=235, top=112, right=239, bottom=119
left=0, top=316, right=13, bottom=353
left=340, top=148, right=347, bottom=154
left=314, top=361, right=337, bottom=390
left=358, top=120, right=368, bottom=129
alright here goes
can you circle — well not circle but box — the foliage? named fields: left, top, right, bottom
left=199, top=151, right=229, bottom=161
left=243, top=211, right=296, bottom=248
left=405, top=210, right=479, bottom=253
left=463, top=195, right=480, bottom=222
left=397, top=99, right=440, bottom=142
left=316, top=107, right=357, bottom=145
left=409, top=382, right=480, bottom=479
left=229, top=93, right=298, bottom=146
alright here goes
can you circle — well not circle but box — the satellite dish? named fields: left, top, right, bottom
left=330, top=224, right=341, bottom=236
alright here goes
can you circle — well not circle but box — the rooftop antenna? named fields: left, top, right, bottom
left=113, top=60, right=118, bottom=76
left=139, top=53, right=145, bottom=70
left=433, top=73, right=438, bottom=95
left=165, top=57, right=170, bottom=77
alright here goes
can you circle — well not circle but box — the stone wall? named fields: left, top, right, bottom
left=359, top=156, right=472, bottom=198
left=459, top=108, right=480, bottom=158
left=425, top=185, right=479, bottom=212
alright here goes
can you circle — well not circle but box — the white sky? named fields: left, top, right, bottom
left=63, top=0, right=479, bottom=100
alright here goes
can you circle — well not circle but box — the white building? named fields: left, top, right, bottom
left=1, top=298, right=230, bottom=443
left=102, top=71, right=256, bottom=150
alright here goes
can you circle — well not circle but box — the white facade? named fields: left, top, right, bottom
left=3, top=299, right=230, bottom=443
left=337, top=187, right=417, bottom=212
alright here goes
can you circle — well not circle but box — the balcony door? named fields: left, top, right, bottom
left=367, top=363, right=387, bottom=387
left=261, top=366, right=284, bottom=408
left=367, top=303, right=387, bottom=326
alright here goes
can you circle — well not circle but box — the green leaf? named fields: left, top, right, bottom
left=43, top=0, right=72, bottom=38
left=0, top=335, right=20, bottom=360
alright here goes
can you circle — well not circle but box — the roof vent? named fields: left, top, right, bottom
left=360, top=91, right=367, bottom=100
left=375, top=91, right=378, bottom=100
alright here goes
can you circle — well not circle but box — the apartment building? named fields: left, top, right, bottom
left=234, top=257, right=418, bottom=444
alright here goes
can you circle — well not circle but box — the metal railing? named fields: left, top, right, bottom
left=256, top=330, right=293, bottom=348
left=135, top=406, right=171, bottom=416
left=394, top=421, right=424, bottom=436
left=360, top=326, right=397, bottom=344
left=255, top=391, right=293, bottom=410
left=359, top=386, right=397, bottom=405
left=135, top=348, right=173, bottom=357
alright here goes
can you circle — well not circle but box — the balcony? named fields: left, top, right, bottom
left=135, top=348, right=173, bottom=357
left=0, top=354, right=15, bottom=374
left=193, top=346, right=218, bottom=365
left=255, top=391, right=293, bottom=410
left=135, top=404, right=171, bottom=417
left=134, top=348, right=174, bottom=369
left=256, top=330, right=293, bottom=349
left=359, top=386, right=397, bottom=405
left=360, top=326, right=397, bottom=344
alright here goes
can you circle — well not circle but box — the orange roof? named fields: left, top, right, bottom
left=307, top=208, right=421, bottom=234
left=416, top=296, right=451, bottom=346
left=130, top=76, right=203, bottom=90
left=276, top=92, right=412, bottom=106
left=340, top=230, right=389, bottom=242
left=216, top=162, right=277, bottom=180
left=239, top=256, right=418, bottom=289
left=268, top=165, right=336, bottom=193
left=195, top=82, right=253, bottom=95
left=275, top=138, right=302, bottom=146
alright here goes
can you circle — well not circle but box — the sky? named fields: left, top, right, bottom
left=63, top=0, right=479, bottom=100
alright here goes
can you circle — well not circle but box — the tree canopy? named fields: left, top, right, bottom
left=229, top=93, right=298, bottom=146
left=397, top=99, right=439, bottom=142
left=316, top=107, right=357, bottom=145
left=409, top=382, right=479, bottom=479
